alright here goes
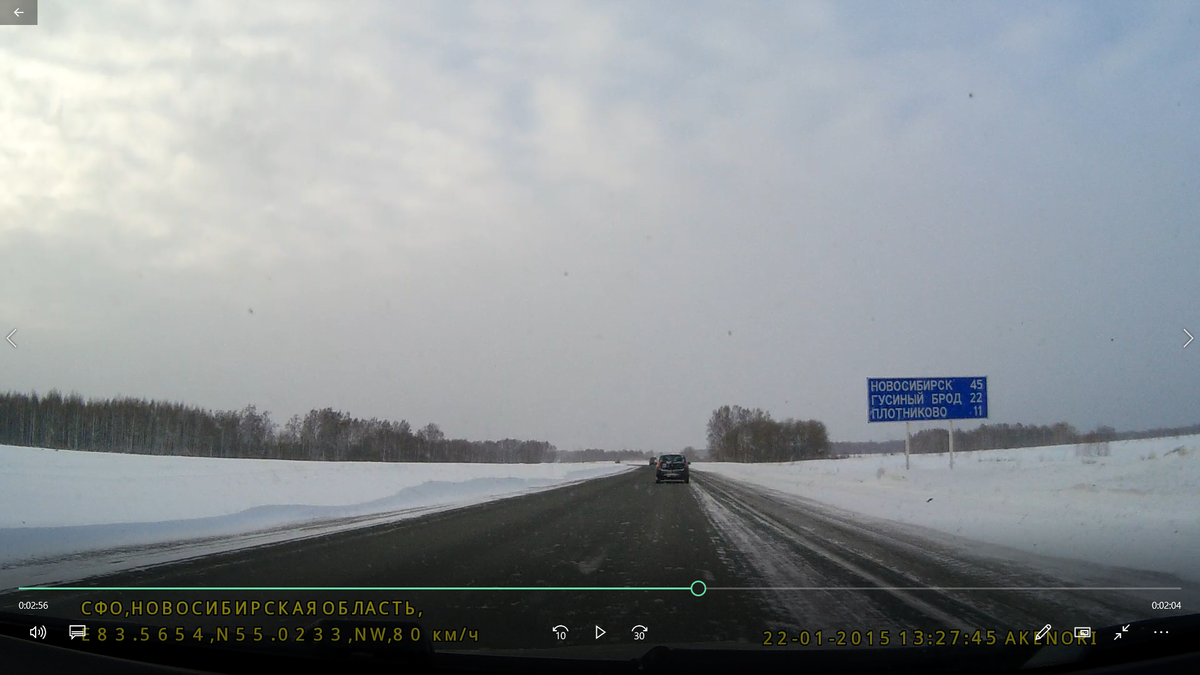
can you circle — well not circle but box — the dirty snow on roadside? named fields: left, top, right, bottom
left=692, top=435, right=1199, bottom=582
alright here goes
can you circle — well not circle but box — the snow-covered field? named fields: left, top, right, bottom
left=4, top=436, right=1194, bottom=591
left=693, top=435, right=1199, bottom=583
left=0, top=446, right=633, bottom=589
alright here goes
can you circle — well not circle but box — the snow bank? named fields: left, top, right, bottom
left=0, top=446, right=633, bottom=588
left=693, top=435, right=1199, bottom=582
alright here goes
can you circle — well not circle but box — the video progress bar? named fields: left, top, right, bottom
left=20, top=584, right=1180, bottom=593
left=707, top=586, right=1183, bottom=591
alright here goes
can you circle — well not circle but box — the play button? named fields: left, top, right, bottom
left=594, top=625, right=606, bottom=639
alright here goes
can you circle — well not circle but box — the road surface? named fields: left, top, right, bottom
left=9, top=466, right=1185, bottom=654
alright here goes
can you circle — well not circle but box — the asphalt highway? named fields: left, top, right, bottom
left=10, top=466, right=1183, bottom=656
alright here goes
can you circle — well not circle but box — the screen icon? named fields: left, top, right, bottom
left=1074, top=627, right=1091, bottom=639
left=1, top=2, right=38, bottom=26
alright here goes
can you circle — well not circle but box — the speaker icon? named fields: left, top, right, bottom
left=29, top=625, right=47, bottom=640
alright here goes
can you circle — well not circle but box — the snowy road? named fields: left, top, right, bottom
left=6, top=465, right=1193, bottom=654
left=692, top=472, right=1194, bottom=635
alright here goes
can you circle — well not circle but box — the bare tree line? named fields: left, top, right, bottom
left=10, top=391, right=1182, bottom=465
left=907, top=421, right=1200, bottom=455
left=0, top=390, right=555, bottom=463
left=705, top=405, right=830, bottom=462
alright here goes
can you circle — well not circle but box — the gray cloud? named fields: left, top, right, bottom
left=2, top=1, right=1197, bottom=450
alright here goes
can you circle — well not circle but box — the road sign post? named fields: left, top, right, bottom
left=904, top=421, right=910, bottom=470
left=868, top=377, right=987, bottom=470
left=949, top=419, right=954, bottom=469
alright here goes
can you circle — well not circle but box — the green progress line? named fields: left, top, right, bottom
left=20, top=586, right=690, bottom=592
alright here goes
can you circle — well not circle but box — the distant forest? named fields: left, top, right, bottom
left=705, top=405, right=830, bottom=462
left=0, top=390, right=581, bottom=463
left=705, top=404, right=1199, bottom=463
left=833, top=422, right=1200, bottom=457
left=6, top=391, right=1193, bottom=465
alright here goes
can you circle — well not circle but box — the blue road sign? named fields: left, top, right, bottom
left=867, top=377, right=987, bottom=423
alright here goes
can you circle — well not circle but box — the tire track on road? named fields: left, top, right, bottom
left=693, top=472, right=1156, bottom=634
left=694, top=475, right=986, bottom=631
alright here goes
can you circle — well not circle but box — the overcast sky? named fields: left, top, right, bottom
left=2, top=1, right=1198, bottom=451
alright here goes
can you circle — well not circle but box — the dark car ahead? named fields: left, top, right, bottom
left=655, top=454, right=689, bottom=484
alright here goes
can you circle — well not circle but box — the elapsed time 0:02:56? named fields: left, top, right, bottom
left=763, top=629, right=999, bottom=647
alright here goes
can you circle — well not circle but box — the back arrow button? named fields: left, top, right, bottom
left=5, top=329, right=15, bottom=349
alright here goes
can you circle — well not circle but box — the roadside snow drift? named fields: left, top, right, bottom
left=693, top=435, right=1199, bottom=583
left=0, top=446, right=633, bottom=589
